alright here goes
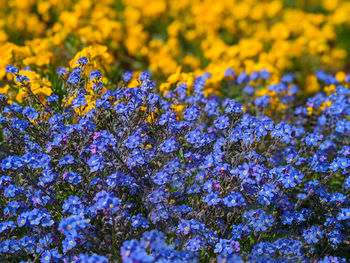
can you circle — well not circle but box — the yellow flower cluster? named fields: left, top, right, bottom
left=1, top=0, right=350, bottom=102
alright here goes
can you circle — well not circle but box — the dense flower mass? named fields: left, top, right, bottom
left=2, top=0, right=350, bottom=103
left=1, top=0, right=350, bottom=262
left=0, top=59, right=349, bottom=262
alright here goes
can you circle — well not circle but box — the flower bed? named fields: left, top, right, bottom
left=0, top=60, right=349, bottom=262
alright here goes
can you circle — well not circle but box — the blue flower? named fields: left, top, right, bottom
left=183, top=106, right=201, bottom=121
left=185, top=236, right=204, bottom=252
left=90, top=70, right=102, bottom=80
left=5, top=65, right=19, bottom=74
left=223, top=192, right=245, bottom=207
left=131, top=214, right=149, bottom=229
left=22, top=107, right=39, bottom=121
left=236, top=72, right=249, bottom=84
left=77, top=57, right=88, bottom=65
left=75, top=253, right=109, bottom=263
left=152, top=170, right=168, bottom=185
left=160, top=137, right=178, bottom=153
left=59, top=155, right=75, bottom=165
left=281, top=73, right=294, bottom=83
left=214, top=115, right=230, bottom=129
left=122, top=71, right=133, bottom=82
left=87, top=155, right=105, bottom=172
left=41, top=251, right=52, bottom=263
left=337, top=208, right=350, bottom=221
left=56, top=67, right=68, bottom=76
left=304, top=132, right=323, bottom=146
left=67, top=71, right=81, bottom=84
left=260, top=69, right=271, bottom=79
left=1, top=156, right=22, bottom=169
left=177, top=220, right=191, bottom=235
left=214, top=239, right=240, bottom=254
left=16, top=75, right=30, bottom=83
left=254, top=95, right=270, bottom=108
left=319, top=256, right=347, bottom=263
left=224, top=99, right=243, bottom=114
left=204, top=192, right=221, bottom=206
left=224, top=68, right=235, bottom=77
left=125, top=133, right=142, bottom=149
left=243, top=85, right=254, bottom=95
left=303, top=226, right=323, bottom=244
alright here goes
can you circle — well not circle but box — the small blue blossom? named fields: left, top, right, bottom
left=6, top=65, right=19, bottom=74
left=67, top=72, right=81, bottom=84
left=77, top=57, right=88, bottom=65
left=160, top=137, right=178, bottom=153
left=90, top=70, right=102, bottom=80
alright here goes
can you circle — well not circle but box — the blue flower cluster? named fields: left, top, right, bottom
left=0, top=64, right=349, bottom=262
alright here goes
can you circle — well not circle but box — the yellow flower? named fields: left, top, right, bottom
left=167, top=66, right=182, bottom=84
left=172, top=104, right=185, bottom=120
left=335, top=71, right=346, bottom=82
left=0, top=85, right=10, bottom=94
left=322, top=0, right=340, bottom=11
left=307, top=106, right=313, bottom=116
left=320, top=100, right=332, bottom=111
left=324, top=84, right=336, bottom=95
left=306, top=75, right=320, bottom=94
